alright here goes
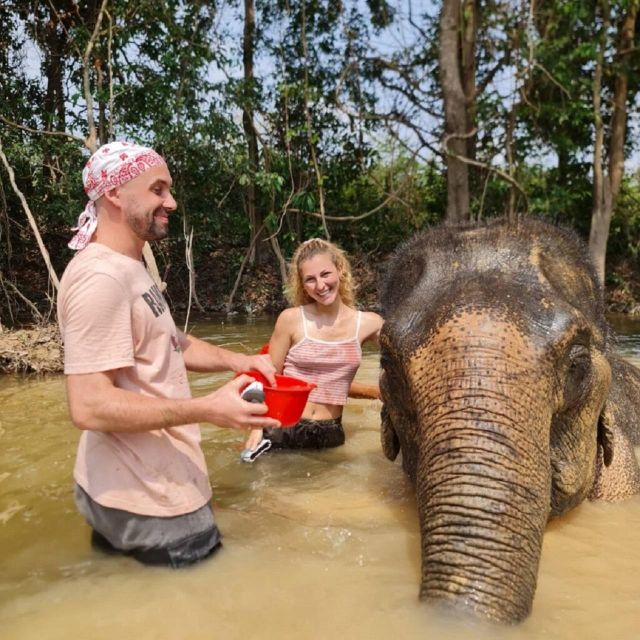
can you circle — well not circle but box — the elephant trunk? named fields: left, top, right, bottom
left=411, top=323, right=553, bottom=623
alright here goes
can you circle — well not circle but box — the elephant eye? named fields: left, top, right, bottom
left=568, top=343, right=590, bottom=370
left=563, top=343, right=592, bottom=407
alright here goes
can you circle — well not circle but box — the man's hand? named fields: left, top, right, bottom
left=235, top=353, right=277, bottom=386
left=197, top=374, right=281, bottom=430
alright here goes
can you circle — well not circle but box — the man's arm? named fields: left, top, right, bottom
left=66, top=370, right=281, bottom=433
left=178, top=331, right=276, bottom=384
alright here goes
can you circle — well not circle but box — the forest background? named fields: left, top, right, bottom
left=1, top=0, right=640, bottom=343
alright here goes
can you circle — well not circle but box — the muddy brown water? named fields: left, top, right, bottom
left=1, top=317, right=639, bottom=640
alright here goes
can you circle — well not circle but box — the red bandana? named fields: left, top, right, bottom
left=69, top=141, right=165, bottom=250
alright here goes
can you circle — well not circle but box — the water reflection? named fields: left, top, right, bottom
left=1, top=316, right=639, bottom=639
left=609, top=314, right=640, bottom=361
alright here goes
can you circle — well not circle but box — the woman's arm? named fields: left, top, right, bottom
left=348, top=381, right=380, bottom=400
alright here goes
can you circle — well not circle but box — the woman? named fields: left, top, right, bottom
left=242, top=238, right=383, bottom=458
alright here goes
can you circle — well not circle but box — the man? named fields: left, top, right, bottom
left=57, top=141, right=280, bottom=568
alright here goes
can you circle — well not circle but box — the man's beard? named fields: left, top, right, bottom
left=126, top=209, right=168, bottom=242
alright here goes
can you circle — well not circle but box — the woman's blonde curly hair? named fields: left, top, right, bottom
left=287, top=238, right=356, bottom=307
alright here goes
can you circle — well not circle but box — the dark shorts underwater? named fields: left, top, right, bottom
left=264, top=416, right=345, bottom=449
left=74, top=484, right=221, bottom=568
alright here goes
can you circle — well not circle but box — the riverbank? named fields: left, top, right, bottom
left=1, top=250, right=638, bottom=375
left=0, top=324, right=63, bottom=374
left=3, top=304, right=639, bottom=377
left=0, top=249, right=383, bottom=375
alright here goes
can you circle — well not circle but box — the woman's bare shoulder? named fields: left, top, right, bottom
left=361, top=310, right=383, bottom=327
left=275, top=306, right=300, bottom=329
left=359, top=310, right=384, bottom=343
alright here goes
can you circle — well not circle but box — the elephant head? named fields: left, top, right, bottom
left=379, top=218, right=640, bottom=624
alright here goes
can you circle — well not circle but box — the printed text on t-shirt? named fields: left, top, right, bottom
left=142, top=284, right=168, bottom=317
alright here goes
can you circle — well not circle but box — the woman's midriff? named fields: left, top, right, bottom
left=302, top=401, right=343, bottom=421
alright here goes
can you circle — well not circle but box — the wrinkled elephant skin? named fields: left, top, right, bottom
left=379, top=218, right=640, bottom=624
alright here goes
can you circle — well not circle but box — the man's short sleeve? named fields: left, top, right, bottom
left=61, top=271, right=135, bottom=374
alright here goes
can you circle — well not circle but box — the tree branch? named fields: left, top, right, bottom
left=0, top=116, right=86, bottom=145
left=442, top=129, right=529, bottom=212
left=0, top=137, right=60, bottom=290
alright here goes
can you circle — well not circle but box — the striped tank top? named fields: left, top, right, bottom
left=283, top=307, right=363, bottom=406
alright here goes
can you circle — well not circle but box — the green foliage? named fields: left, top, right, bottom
left=608, top=175, right=640, bottom=261
left=0, top=0, right=639, bottom=323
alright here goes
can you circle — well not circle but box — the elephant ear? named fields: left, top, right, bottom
left=381, top=404, right=400, bottom=461
left=590, top=356, right=640, bottom=501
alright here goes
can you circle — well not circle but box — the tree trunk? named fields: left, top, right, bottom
left=44, top=15, right=66, bottom=132
left=589, top=0, right=638, bottom=283
left=96, top=58, right=107, bottom=146
left=43, top=10, right=67, bottom=183
left=300, top=2, right=329, bottom=239
left=440, top=0, right=471, bottom=224
left=589, top=1, right=609, bottom=284
left=460, top=0, right=477, bottom=163
left=243, top=0, right=267, bottom=265
left=506, top=104, right=517, bottom=223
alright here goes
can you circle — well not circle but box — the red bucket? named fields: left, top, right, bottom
left=240, top=371, right=316, bottom=427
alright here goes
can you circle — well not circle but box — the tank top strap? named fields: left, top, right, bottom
left=299, top=306, right=309, bottom=338
left=354, top=310, right=362, bottom=339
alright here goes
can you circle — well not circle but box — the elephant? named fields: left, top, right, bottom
left=378, top=217, right=640, bottom=624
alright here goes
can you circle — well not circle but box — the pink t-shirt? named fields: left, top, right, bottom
left=57, top=242, right=212, bottom=517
